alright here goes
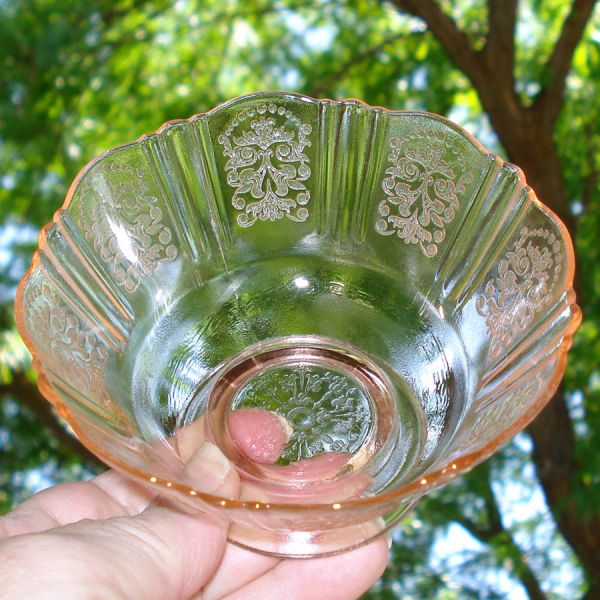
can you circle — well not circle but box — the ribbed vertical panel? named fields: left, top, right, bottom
left=434, top=154, right=501, bottom=287
left=48, top=375, right=130, bottom=434
left=438, top=162, right=530, bottom=310
left=191, top=117, right=233, bottom=266
left=315, top=100, right=338, bottom=237
left=474, top=346, right=563, bottom=410
left=142, top=126, right=207, bottom=267
left=39, top=228, right=125, bottom=350
left=481, top=291, right=573, bottom=379
left=314, top=101, right=388, bottom=244
left=57, top=213, right=134, bottom=327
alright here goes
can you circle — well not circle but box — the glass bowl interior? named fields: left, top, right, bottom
left=16, top=92, right=580, bottom=557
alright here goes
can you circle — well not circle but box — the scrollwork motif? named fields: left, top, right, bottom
left=79, top=163, right=178, bottom=293
left=233, top=365, right=370, bottom=463
left=476, top=227, right=563, bottom=359
left=458, top=373, right=544, bottom=454
left=25, top=279, right=123, bottom=422
left=375, top=132, right=472, bottom=257
left=219, top=102, right=312, bottom=227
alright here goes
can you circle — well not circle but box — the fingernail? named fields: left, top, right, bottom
left=274, top=412, right=294, bottom=441
left=385, top=531, right=393, bottom=549
left=193, top=442, right=232, bottom=485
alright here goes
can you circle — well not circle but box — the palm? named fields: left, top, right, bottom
left=0, top=451, right=387, bottom=599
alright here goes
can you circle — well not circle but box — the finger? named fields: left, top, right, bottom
left=92, top=469, right=158, bottom=513
left=199, top=406, right=384, bottom=599
left=228, top=408, right=370, bottom=503
left=0, top=411, right=229, bottom=540
left=176, top=415, right=209, bottom=462
left=0, top=443, right=240, bottom=600
left=221, top=537, right=389, bottom=600
left=196, top=543, right=280, bottom=600
left=175, top=414, right=241, bottom=498
left=180, top=440, right=241, bottom=498
left=228, top=407, right=290, bottom=464
left=0, top=504, right=228, bottom=600
left=180, top=410, right=284, bottom=599
left=0, top=470, right=156, bottom=539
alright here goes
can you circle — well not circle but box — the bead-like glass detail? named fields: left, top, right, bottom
left=219, top=102, right=312, bottom=227
left=376, top=132, right=472, bottom=256
left=476, top=227, right=563, bottom=359
left=79, top=162, right=178, bottom=293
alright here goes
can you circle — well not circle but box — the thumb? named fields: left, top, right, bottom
left=0, top=438, right=241, bottom=600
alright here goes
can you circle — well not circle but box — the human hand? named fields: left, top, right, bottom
left=0, top=410, right=388, bottom=599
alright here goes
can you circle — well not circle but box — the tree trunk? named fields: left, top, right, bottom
left=528, top=389, right=600, bottom=593
left=478, top=72, right=600, bottom=600
left=1, top=374, right=103, bottom=471
left=385, top=0, right=600, bottom=592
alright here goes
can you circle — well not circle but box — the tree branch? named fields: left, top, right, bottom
left=0, top=374, right=103, bottom=470
left=385, top=0, right=486, bottom=87
left=453, top=512, right=546, bottom=600
left=528, top=387, right=600, bottom=591
left=306, top=31, right=409, bottom=97
left=456, top=464, right=546, bottom=600
left=533, top=0, right=597, bottom=125
left=384, top=0, right=599, bottom=590
left=484, top=0, right=518, bottom=86
left=385, top=0, right=524, bottom=125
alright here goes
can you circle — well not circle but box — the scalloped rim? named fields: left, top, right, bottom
left=15, top=91, right=581, bottom=514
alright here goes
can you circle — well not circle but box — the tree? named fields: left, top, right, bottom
left=381, top=2, right=600, bottom=596
left=1, top=1, right=599, bottom=597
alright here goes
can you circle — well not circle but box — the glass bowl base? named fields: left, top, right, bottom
left=178, top=335, right=426, bottom=501
left=225, top=497, right=418, bottom=558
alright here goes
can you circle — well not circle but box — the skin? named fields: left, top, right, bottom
left=0, top=409, right=389, bottom=599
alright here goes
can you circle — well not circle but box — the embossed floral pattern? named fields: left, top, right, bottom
left=25, top=278, right=124, bottom=424
left=232, top=365, right=371, bottom=463
left=219, top=102, right=312, bottom=227
left=79, top=162, right=177, bottom=293
left=476, top=227, right=563, bottom=359
left=376, top=132, right=472, bottom=257
left=458, top=373, right=544, bottom=454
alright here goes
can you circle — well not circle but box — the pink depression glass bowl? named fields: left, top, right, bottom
left=16, top=92, right=581, bottom=557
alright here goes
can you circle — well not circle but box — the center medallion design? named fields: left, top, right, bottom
left=231, top=364, right=371, bottom=464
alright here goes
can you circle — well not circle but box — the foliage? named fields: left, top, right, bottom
left=1, top=1, right=599, bottom=597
